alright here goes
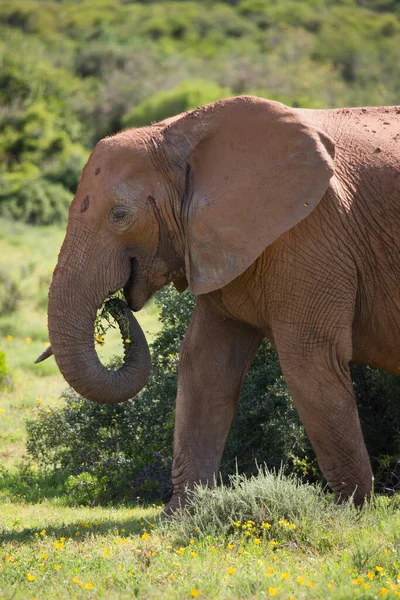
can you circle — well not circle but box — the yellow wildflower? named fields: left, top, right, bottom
left=125, top=338, right=131, bottom=344
left=379, top=588, right=388, bottom=597
left=367, top=572, right=375, bottom=580
left=40, top=529, right=46, bottom=536
left=170, top=575, right=175, bottom=581
left=85, top=583, right=94, bottom=590
left=54, top=542, right=64, bottom=550
left=352, top=578, right=363, bottom=585
left=307, top=581, right=313, bottom=587
left=269, top=588, right=277, bottom=596
left=54, top=565, right=61, bottom=570
left=227, top=543, right=234, bottom=550
left=262, top=522, right=271, bottom=529
left=191, top=590, right=199, bottom=597
left=328, top=583, right=333, bottom=590
left=103, top=550, right=111, bottom=557
left=297, top=577, right=305, bottom=585
left=0, top=409, right=4, bottom=414
left=191, top=552, right=198, bottom=558
left=73, top=577, right=80, bottom=584
left=39, top=553, right=47, bottom=560
left=189, top=539, right=195, bottom=545
left=26, top=337, right=32, bottom=344
left=376, top=566, right=384, bottom=573
left=60, top=537, right=66, bottom=542
left=227, top=568, right=236, bottom=575
left=210, top=547, right=216, bottom=553
left=282, top=572, right=290, bottom=580
left=255, top=538, right=261, bottom=545
left=26, top=574, right=35, bottom=581
left=7, top=335, right=12, bottom=341
left=364, top=583, right=370, bottom=591
left=269, top=540, right=278, bottom=547
left=141, top=532, right=149, bottom=540
left=176, top=548, right=185, bottom=555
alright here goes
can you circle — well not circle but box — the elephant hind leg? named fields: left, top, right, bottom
left=275, top=326, right=373, bottom=505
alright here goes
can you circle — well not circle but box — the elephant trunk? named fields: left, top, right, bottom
left=47, top=266, right=151, bottom=404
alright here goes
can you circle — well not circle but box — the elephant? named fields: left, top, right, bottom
left=38, top=95, right=400, bottom=511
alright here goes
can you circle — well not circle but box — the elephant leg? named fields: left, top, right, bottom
left=165, top=297, right=263, bottom=514
left=276, top=331, right=373, bottom=505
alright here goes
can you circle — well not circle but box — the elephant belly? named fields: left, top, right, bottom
left=352, top=289, right=400, bottom=375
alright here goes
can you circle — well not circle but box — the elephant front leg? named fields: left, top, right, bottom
left=165, top=298, right=262, bottom=514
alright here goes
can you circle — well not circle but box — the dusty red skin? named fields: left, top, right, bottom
left=44, top=96, right=400, bottom=510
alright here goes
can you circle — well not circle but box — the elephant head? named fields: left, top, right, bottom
left=44, top=96, right=334, bottom=404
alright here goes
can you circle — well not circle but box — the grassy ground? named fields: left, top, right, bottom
left=2, top=222, right=400, bottom=599
left=1, top=477, right=400, bottom=599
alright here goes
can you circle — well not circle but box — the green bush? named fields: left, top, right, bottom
left=165, top=467, right=355, bottom=552
left=122, top=80, right=230, bottom=128
left=65, top=472, right=108, bottom=506
left=0, top=177, right=73, bottom=225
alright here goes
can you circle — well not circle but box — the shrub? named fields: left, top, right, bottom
left=122, top=80, right=230, bottom=128
left=164, top=467, right=356, bottom=554
left=0, top=177, right=72, bottom=225
left=65, top=472, right=108, bottom=506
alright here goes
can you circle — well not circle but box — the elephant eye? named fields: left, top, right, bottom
left=110, top=206, right=129, bottom=226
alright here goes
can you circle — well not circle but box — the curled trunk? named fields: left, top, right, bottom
left=47, top=277, right=151, bottom=404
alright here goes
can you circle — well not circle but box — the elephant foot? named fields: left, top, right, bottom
left=162, top=494, right=189, bottom=518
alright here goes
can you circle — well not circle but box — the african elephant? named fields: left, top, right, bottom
left=40, top=95, right=400, bottom=510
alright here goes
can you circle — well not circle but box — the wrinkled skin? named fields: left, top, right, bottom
left=45, top=96, right=400, bottom=510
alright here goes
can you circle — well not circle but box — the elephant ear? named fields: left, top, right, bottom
left=164, top=96, right=335, bottom=295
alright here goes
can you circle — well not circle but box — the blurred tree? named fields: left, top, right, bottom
left=122, top=80, right=230, bottom=127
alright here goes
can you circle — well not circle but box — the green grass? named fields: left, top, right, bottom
left=1, top=473, right=400, bottom=599
left=0, top=220, right=160, bottom=468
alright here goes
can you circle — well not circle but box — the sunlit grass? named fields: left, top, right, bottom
left=1, top=486, right=400, bottom=599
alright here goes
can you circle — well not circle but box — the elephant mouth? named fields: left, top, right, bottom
left=123, top=257, right=140, bottom=310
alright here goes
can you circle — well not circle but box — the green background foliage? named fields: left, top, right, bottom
left=1, top=0, right=400, bottom=224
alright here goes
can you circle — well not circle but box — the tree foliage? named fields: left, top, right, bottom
left=1, top=0, right=400, bottom=222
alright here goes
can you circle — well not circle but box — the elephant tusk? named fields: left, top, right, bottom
left=34, top=345, right=53, bottom=364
